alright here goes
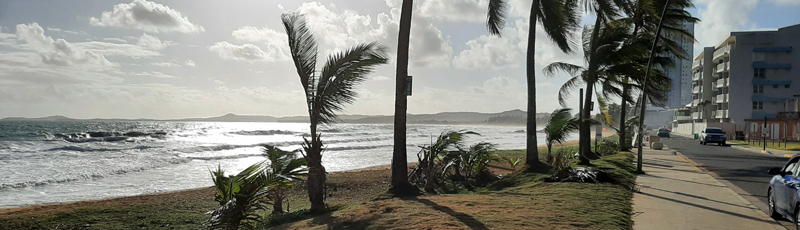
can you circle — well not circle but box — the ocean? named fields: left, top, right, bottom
left=0, top=121, right=571, bottom=208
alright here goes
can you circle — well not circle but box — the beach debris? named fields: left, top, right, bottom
left=545, top=167, right=614, bottom=183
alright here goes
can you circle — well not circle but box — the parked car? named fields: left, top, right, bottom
left=767, top=156, right=800, bottom=227
left=699, top=127, right=726, bottom=145
left=657, top=128, right=670, bottom=138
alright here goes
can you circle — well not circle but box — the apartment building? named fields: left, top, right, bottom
left=664, top=21, right=696, bottom=109
left=672, top=23, right=799, bottom=135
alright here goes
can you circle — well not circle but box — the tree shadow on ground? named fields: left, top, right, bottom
left=401, top=197, right=490, bottom=230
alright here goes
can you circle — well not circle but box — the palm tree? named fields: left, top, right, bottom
left=390, top=0, right=417, bottom=197
left=206, top=162, right=281, bottom=229
left=543, top=108, right=580, bottom=157
left=614, top=0, right=698, bottom=152
left=282, top=13, right=389, bottom=212
left=260, top=145, right=307, bottom=214
left=486, top=0, right=580, bottom=170
left=544, top=22, right=665, bottom=163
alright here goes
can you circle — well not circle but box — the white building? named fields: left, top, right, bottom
left=673, top=23, right=800, bottom=135
left=663, top=21, right=696, bottom=109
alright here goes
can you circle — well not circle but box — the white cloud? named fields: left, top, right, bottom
left=152, top=61, right=180, bottom=67
left=90, top=0, right=204, bottom=33
left=693, top=0, right=758, bottom=51
left=412, top=75, right=526, bottom=113
left=769, top=0, right=800, bottom=5
left=15, top=23, right=113, bottom=67
left=184, top=59, right=195, bottom=67
left=76, top=41, right=160, bottom=58
left=102, top=37, right=128, bottom=43
left=136, top=33, right=171, bottom=50
left=418, top=0, right=488, bottom=22
left=372, top=75, right=391, bottom=81
left=130, top=71, right=176, bottom=79
left=230, top=26, right=290, bottom=61
left=209, top=41, right=283, bottom=62
left=45, top=27, right=84, bottom=35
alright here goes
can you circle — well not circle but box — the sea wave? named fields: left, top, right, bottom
left=0, top=156, right=190, bottom=190
left=226, top=130, right=300, bottom=136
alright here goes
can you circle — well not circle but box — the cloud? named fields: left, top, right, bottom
left=209, top=41, right=283, bottom=62
left=693, top=0, right=758, bottom=51
left=412, top=75, right=526, bottom=113
left=130, top=71, right=176, bottom=79
left=230, top=26, right=290, bottom=60
left=15, top=23, right=113, bottom=67
left=76, top=41, right=160, bottom=58
left=418, top=0, right=488, bottom=23
left=102, top=37, right=128, bottom=43
left=136, top=33, right=171, bottom=50
left=90, top=0, right=204, bottom=33
left=152, top=61, right=180, bottom=67
left=45, top=27, right=85, bottom=35
left=769, top=0, right=800, bottom=5
left=184, top=59, right=195, bottom=67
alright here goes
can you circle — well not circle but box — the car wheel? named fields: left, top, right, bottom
left=722, top=141, right=726, bottom=146
left=769, top=189, right=781, bottom=218
left=703, top=141, right=706, bottom=145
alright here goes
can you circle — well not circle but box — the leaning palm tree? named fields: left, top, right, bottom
left=544, top=22, right=673, bottom=163
left=486, top=0, right=580, bottom=170
left=543, top=108, right=580, bottom=157
left=282, top=12, right=388, bottom=212
left=261, top=145, right=307, bottom=214
left=613, top=0, right=698, bottom=151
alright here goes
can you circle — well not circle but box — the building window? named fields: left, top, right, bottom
left=754, top=68, right=766, bottom=78
left=753, top=85, right=764, bottom=93
left=753, top=102, right=764, bottom=110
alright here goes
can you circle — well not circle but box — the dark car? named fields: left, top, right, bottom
left=657, top=128, right=670, bottom=138
left=700, top=127, right=726, bottom=145
left=768, top=156, right=800, bottom=228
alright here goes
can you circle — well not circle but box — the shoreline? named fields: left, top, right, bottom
left=0, top=131, right=615, bottom=213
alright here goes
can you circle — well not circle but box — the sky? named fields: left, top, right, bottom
left=0, top=0, right=798, bottom=119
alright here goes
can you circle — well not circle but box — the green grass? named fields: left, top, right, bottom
left=729, top=140, right=800, bottom=151
left=275, top=151, right=637, bottom=230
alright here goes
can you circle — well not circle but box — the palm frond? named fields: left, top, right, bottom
left=537, top=0, right=580, bottom=53
left=316, top=42, right=388, bottom=125
left=486, top=0, right=507, bottom=36
left=282, top=12, right=318, bottom=101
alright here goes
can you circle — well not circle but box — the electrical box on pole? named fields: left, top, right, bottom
left=405, top=76, right=412, bottom=96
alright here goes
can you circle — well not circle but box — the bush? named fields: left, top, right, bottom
left=593, top=137, right=620, bottom=156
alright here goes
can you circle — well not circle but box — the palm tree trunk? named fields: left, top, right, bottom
left=390, top=0, right=416, bottom=196
left=580, top=16, right=604, bottom=163
left=524, top=0, right=541, bottom=169
left=306, top=122, right=326, bottom=212
left=272, top=191, right=284, bottom=214
left=619, top=78, right=629, bottom=151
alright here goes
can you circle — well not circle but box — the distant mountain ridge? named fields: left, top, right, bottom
left=1, top=109, right=550, bottom=126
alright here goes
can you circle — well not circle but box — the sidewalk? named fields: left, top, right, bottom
left=728, top=142, right=799, bottom=158
left=632, top=148, right=785, bottom=230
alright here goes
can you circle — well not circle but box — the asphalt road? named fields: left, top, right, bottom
left=659, top=136, right=794, bottom=226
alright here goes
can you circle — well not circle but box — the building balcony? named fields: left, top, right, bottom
left=713, top=45, right=730, bottom=61
left=692, top=59, right=702, bottom=70
left=715, top=110, right=728, bottom=118
left=692, top=85, right=700, bottom=93
left=716, top=62, right=728, bottom=73
left=716, top=78, right=727, bottom=88
left=693, top=73, right=702, bottom=81
left=693, top=99, right=700, bottom=105
left=712, top=82, right=718, bottom=90
left=675, top=115, right=692, bottom=121
left=715, top=94, right=728, bottom=103
left=692, top=112, right=700, bottom=119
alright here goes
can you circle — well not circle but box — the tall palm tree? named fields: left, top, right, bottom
left=282, top=13, right=389, bottom=212
left=486, top=0, right=580, bottom=170
left=543, top=108, right=580, bottom=156
left=390, top=0, right=417, bottom=196
left=613, top=0, right=698, bottom=151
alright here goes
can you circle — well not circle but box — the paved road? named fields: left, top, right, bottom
left=659, top=136, right=794, bottom=227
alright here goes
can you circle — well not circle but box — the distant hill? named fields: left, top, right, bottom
left=1, top=110, right=551, bottom=126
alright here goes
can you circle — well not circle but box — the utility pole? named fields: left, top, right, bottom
left=636, top=0, right=671, bottom=174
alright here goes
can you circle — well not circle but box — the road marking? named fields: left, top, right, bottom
left=784, top=154, right=793, bottom=158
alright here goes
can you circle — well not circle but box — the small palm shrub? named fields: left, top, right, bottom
left=408, top=131, right=500, bottom=192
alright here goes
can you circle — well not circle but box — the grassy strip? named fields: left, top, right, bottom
left=273, top=151, right=636, bottom=229
left=1, top=146, right=635, bottom=230
left=0, top=169, right=392, bottom=230
left=729, top=140, right=800, bottom=151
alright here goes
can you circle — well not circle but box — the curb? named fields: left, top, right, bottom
left=730, top=145, right=795, bottom=158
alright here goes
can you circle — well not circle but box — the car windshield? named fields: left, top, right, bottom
left=706, top=129, right=724, bottom=133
